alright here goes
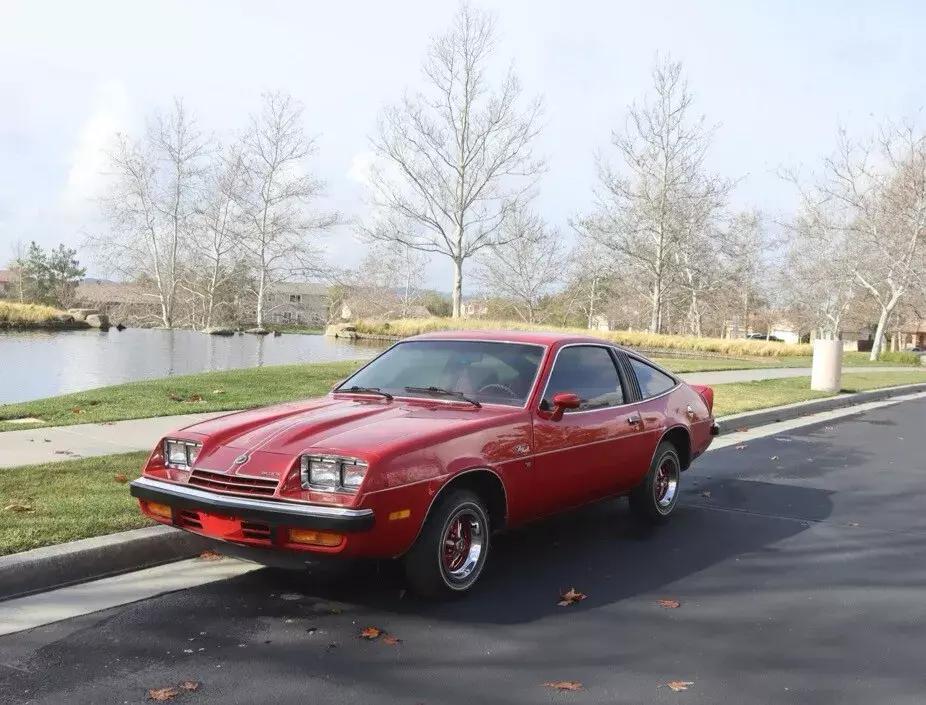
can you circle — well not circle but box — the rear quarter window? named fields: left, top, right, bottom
left=629, top=358, right=677, bottom=399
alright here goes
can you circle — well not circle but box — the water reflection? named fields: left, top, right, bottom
left=0, top=329, right=387, bottom=404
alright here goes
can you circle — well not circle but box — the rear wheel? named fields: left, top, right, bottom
left=404, top=490, right=490, bottom=598
left=629, top=442, right=681, bottom=525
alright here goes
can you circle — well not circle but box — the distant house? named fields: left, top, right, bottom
left=0, top=269, right=16, bottom=299
left=264, top=282, right=329, bottom=326
left=726, top=313, right=872, bottom=350
left=74, top=281, right=161, bottom=322
left=899, top=320, right=926, bottom=349
left=460, top=298, right=489, bottom=318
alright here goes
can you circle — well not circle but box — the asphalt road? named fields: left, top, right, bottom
left=3, top=400, right=926, bottom=704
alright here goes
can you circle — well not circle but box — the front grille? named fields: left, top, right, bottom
left=188, top=468, right=279, bottom=497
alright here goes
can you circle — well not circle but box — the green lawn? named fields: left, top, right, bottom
left=0, top=361, right=363, bottom=431
left=712, top=371, right=926, bottom=417
left=0, top=452, right=152, bottom=555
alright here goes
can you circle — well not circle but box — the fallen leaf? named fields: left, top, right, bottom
left=656, top=599, right=680, bottom=609
left=848, top=521, right=859, bottom=527
left=114, top=474, right=129, bottom=484
left=71, top=408, right=85, bottom=414
left=54, top=450, right=75, bottom=455
left=181, top=681, right=199, bottom=692
left=557, top=587, right=587, bottom=606
left=382, top=635, right=402, bottom=645
left=700, top=490, right=712, bottom=499
left=198, top=550, right=222, bottom=561
left=735, top=444, right=747, bottom=451
left=543, top=681, right=583, bottom=691
left=660, top=681, right=694, bottom=692
left=823, top=426, right=835, bottom=431
left=770, top=456, right=779, bottom=461
left=167, top=393, right=183, bottom=402
left=735, top=426, right=749, bottom=432
left=148, top=687, right=180, bottom=701
left=359, top=626, right=382, bottom=639
left=186, top=394, right=205, bottom=403
left=3, top=503, right=33, bottom=513
left=213, top=389, right=226, bottom=395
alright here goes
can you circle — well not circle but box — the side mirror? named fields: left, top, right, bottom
left=550, top=392, right=581, bottom=421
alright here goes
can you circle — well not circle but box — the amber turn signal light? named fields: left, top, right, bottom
left=287, top=529, right=343, bottom=547
left=145, top=501, right=173, bottom=519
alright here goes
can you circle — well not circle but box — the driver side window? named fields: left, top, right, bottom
left=542, top=345, right=625, bottom=412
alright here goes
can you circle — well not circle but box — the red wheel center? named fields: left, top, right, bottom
left=443, top=517, right=472, bottom=571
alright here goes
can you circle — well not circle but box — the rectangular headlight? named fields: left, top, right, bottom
left=300, top=455, right=368, bottom=492
left=163, top=439, right=201, bottom=469
left=340, top=459, right=368, bottom=489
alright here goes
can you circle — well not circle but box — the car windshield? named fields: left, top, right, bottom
left=335, top=340, right=545, bottom=407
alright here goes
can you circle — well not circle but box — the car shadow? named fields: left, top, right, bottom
left=244, top=478, right=833, bottom=625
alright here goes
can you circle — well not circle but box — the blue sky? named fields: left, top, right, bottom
left=2, top=0, right=925, bottom=288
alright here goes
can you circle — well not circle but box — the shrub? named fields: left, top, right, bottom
left=352, top=318, right=815, bottom=357
left=877, top=350, right=921, bottom=365
left=0, top=302, right=63, bottom=324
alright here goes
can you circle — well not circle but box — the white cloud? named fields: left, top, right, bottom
left=346, top=150, right=376, bottom=188
left=60, top=80, right=134, bottom=213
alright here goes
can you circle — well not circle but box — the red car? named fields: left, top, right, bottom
left=130, top=331, right=718, bottom=597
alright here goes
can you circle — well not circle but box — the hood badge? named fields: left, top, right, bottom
left=234, top=454, right=250, bottom=464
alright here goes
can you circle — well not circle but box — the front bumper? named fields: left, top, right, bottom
left=129, top=476, right=375, bottom=533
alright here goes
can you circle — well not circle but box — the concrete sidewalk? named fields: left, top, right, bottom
left=0, top=366, right=922, bottom=468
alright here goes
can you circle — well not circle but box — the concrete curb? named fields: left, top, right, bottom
left=0, top=525, right=213, bottom=601
left=4, top=381, right=925, bottom=601
left=714, top=382, right=926, bottom=433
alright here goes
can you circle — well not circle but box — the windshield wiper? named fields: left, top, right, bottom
left=403, top=386, right=481, bottom=408
left=339, top=386, right=393, bottom=400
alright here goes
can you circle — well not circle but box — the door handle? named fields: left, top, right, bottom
left=627, top=413, right=642, bottom=425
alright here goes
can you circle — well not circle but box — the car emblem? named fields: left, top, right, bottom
left=234, top=454, right=249, bottom=464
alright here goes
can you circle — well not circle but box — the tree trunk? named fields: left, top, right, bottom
left=451, top=257, right=463, bottom=319
left=586, top=276, right=597, bottom=330
left=649, top=276, right=661, bottom=333
left=870, top=307, right=891, bottom=361
left=256, top=268, right=266, bottom=328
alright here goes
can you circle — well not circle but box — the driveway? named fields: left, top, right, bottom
left=2, top=399, right=926, bottom=703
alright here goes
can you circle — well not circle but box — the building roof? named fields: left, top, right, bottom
left=75, top=281, right=156, bottom=304
left=269, top=282, right=328, bottom=296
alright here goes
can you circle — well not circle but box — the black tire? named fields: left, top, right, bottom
left=629, top=441, right=681, bottom=525
left=404, top=489, right=491, bottom=598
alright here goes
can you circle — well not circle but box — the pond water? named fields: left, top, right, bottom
left=0, top=329, right=387, bottom=404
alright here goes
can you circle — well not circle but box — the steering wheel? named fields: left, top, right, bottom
left=477, top=383, right=518, bottom=398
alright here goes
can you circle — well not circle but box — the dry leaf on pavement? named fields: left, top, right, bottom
left=700, top=491, right=712, bottom=499
left=114, top=474, right=129, bottom=484
left=735, top=427, right=749, bottom=432
left=543, top=681, right=583, bottom=691
left=558, top=588, right=587, bottom=606
left=735, top=444, right=747, bottom=451
left=181, top=681, right=199, bottom=692
left=656, top=599, right=680, bottom=609
left=198, top=550, right=222, bottom=561
left=660, top=681, right=694, bottom=692
left=147, top=687, right=180, bottom=701
left=382, top=635, right=402, bottom=645
left=359, top=626, right=382, bottom=639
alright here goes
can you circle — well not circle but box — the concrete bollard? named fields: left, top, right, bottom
left=811, top=339, right=843, bottom=392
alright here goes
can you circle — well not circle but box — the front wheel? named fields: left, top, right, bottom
left=629, top=442, right=681, bottom=525
left=404, top=490, right=490, bottom=598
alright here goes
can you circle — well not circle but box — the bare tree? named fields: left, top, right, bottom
left=786, top=120, right=926, bottom=359
left=91, top=100, right=209, bottom=328
left=560, top=231, right=615, bottom=329
left=183, top=145, right=246, bottom=329
left=579, top=55, right=732, bottom=333
left=472, top=210, right=563, bottom=323
left=237, top=92, right=339, bottom=328
left=359, top=1, right=545, bottom=318
left=349, top=242, right=429, bottom=319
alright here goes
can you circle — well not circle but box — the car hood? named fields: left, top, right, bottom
left=176, top=396, right=517, bottom=462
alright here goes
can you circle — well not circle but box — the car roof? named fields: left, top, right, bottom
left=407, top=329, right=619, bottom=347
